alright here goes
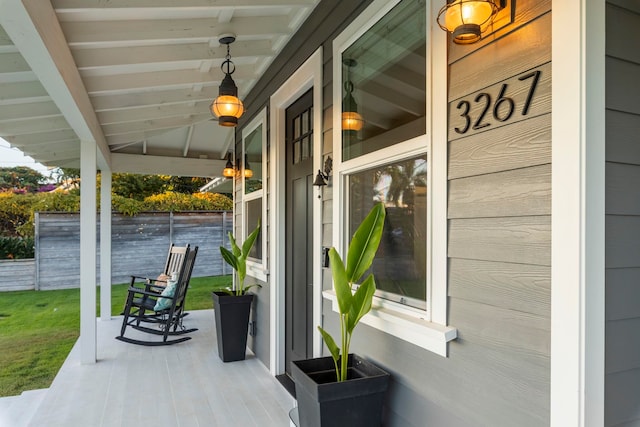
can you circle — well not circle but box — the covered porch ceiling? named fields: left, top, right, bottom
left=0, top=0, right=320, bottom=177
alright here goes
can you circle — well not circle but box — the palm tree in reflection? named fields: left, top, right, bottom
left=373, top=159, right=426, bottom=207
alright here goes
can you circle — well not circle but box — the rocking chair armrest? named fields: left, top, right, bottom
left=126, top=287, right=174, bottom=299
left=130, top=275, right=152, bottom=281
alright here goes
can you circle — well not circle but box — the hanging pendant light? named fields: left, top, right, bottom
left=437, top=0, right=503, bottom=44
left=342, top=59, right=363, bottom=132
left=210, top=34, right=244, bottom=127
left=222, top=152, right=235, bottom=178
left=243, top=155, right=253, bottom=178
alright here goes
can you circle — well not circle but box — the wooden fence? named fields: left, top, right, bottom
left=0, top=211, right=232, bottom=291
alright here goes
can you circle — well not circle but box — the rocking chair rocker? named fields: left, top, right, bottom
left=116, top=246, right=198, bottom=346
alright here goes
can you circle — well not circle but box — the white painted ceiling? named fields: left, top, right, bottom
left=0, top=0, right=319, bottom=177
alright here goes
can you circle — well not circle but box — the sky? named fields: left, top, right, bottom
left=0, top=137, right=51, bottom=175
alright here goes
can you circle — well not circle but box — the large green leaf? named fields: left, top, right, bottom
left=329, top=247, right=352, bottom=315
left=228, top=232, right=241, bottom=257
left=346, top=203, right=386, bottom=283
left=219, top=246, right=238, bottom=271
left=318, top=326, right=340, bottom=362
left=347, top=274, right=376, bottom=333
left=241, top=222, right=260, bottom=257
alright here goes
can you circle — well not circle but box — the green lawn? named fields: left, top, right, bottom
left=0, top=275, right=231, bottom=397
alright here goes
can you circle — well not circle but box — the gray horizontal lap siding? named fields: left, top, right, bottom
left=605, top=2, right=640, bottom=426
left=331, top=0, right=551, bottom=426
left=35, top=211, right=231, bottom=290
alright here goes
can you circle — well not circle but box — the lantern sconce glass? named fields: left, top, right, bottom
left=222, top=152, right=236, bottom=178
left=437, top=0, right=506, bottom=45
left=243, top=155, right=253, bottom=179
left=313, top=156, right=333, bottom=187
left=210, top=34, right=244, bottom=127
left=342, top=59, right=364, bottom=131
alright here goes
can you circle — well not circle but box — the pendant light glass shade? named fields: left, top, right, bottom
left=342, top=111, right=364, bottom=132
left=222, top=153, right=235, bottom=178
left=210, top=35, right=244, bottom=126
left=437, top=0, right=500, bottom=44
left=243, top=155, right=253, bottom=178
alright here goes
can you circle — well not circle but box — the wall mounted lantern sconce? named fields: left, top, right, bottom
left=210, top=34, right=244, bottom=127
left=313, top=156, right=333, bottom=187
left=341, top=59, right=364, bottom=131
left=222, top=152, right=236, bottom=178
left=243, top=155, right=253, bottom=179
left=437, top=0, right=506, bottom=44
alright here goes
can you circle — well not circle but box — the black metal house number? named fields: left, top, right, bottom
left=454, top=70, right=542, bottom=135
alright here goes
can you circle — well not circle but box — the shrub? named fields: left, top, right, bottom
left=112, top=195, right=144, bottom=216
left=143, top=191, right=232, bottom=211
left=0, top=191, right=37, bottom=237
left=0, top=236, right=34, bottom=259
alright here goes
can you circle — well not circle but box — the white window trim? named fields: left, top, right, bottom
left=242, top=108, right=268, bottom=282
left=330, top=0, right=455, bottom=356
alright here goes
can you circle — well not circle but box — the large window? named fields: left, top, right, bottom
left=341, top=0, right=426, bottom=161
left=339, top=0, right=428, bottom=309
left=242, top=109, right=267, bottom=278
left=331, top=0, right=455, bottom=355
left=348, top=155, right=427, bottom=308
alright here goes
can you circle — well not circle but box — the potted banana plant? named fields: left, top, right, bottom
left=213, top=221, right=261, bottom=362
left=291, top=203, right=390, bottom=427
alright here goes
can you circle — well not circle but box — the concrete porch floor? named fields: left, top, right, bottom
left=27, top=309, right=295, bottom=427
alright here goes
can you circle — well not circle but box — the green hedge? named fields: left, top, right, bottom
left=0, top=191, right=233, bottom=258
left=0, top=236, right=34, bottom=259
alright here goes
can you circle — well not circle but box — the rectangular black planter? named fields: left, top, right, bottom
left=291, top=354, right=390, bottom=427
left=211, top=291, right=253, bottom=362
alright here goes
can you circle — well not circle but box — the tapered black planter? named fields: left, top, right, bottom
left=291, top=354, right=390, bottom=427
left=212, top=291, right=254, bottom=362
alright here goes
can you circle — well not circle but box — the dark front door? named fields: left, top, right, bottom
left=285, top=88, right=314, bottom=375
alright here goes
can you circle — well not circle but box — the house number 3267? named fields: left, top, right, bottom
left=454, top=70, right=542, bottom=135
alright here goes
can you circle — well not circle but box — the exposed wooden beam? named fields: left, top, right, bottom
left=83, top=67, right=254, bottom=94
left=0, top=0, right=111, bottom=168
left=19, top=139, right=78, bottom=155
left=0, top=101, right=62, bottom=122
left=61, top=16, right=290, bottom=45
left=27, top=149, right=80, bottom=163
left=96, top=101, right=211, bottom=125
left=10, top=138, right=78, bottom=152
left=102, top=113, right=210, bottom=136
left=105, top=128, right=174, bottom=146
left=0, top=52, right=30, bottom=73
left=72, top=40, right=272, bottom=69
left=5, top=129, right=77, bottom=145
left=0, top=70, right=36, bottom=84
left=0, top=116, right=71, bottom=136
left=0, top=81, right=49, bottom=105
left=91, top=86, right=217, bottom=112
left=111, top=152, right=226, bottom=178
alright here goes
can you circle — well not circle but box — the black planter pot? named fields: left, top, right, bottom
left=211, top=291, right=254, bottom=362
left=291, top=354, right=390, bottom=427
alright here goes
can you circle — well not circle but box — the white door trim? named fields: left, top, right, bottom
left=268, top=48, right=323, bottom=375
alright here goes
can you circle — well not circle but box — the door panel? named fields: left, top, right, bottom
left=285, top=88, right=314, bottom=374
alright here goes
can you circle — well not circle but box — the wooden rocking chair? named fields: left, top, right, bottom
left=116, top=246, right=198, bottom=346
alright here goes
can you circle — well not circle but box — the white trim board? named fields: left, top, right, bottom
left=268, top=48, right=323, bottom=375
left=550, top=0, right=605, bottom=425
